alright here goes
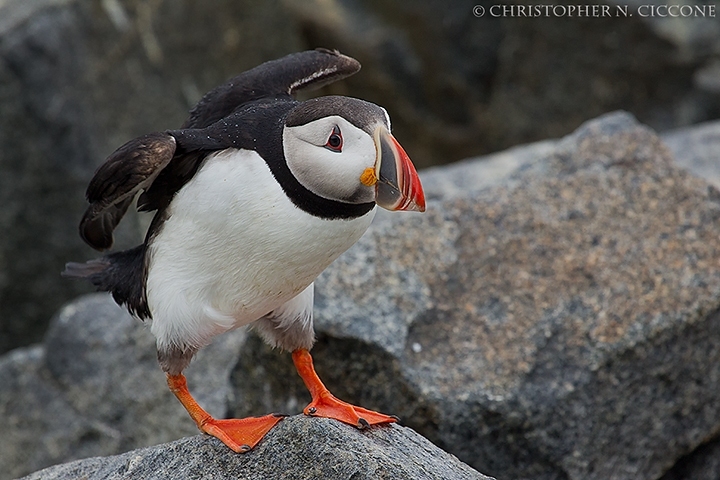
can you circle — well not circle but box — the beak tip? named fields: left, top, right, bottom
left=409, top=192, right=426, bottom=213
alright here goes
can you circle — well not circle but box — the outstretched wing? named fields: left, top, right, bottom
left=183, top=48, right=361, bottom=129
left=80, top=132, right=176, bottom=251
left=79, top=49, right=361, bottom=251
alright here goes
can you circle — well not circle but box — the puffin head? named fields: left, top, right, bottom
left=282, top=96, right=425, bottom=212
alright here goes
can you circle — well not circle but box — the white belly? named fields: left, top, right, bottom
left=145, top=148, right=375, bottom=350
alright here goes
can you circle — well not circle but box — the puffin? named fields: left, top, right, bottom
left=63, top=49, right=425, bottom=453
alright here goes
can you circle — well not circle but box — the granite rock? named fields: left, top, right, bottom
left=19, top=416, right=490, bottom=480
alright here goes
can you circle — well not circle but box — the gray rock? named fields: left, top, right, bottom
left=19, top=416, right=490, bottom=480
left=663, top=119, right=720, bottom=189
left=420, top=139, right=557, bottom=203
left=0, top=345, right=117, bottom=480
left=231, top=111, right=720, bottom=479
left=425, top=117, right=720, bottom=202
left=42, top=294, right=244, bottom=442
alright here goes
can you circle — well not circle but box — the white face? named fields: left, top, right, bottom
left=282, top=115, right=377, bottom=204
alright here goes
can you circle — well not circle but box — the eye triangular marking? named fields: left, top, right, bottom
left=324, top=126, right=343, bottom=152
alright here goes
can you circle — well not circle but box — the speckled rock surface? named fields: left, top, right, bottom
left=20, top=416, right=491, bottom=480
left=232, top=112, right=720, bottom=480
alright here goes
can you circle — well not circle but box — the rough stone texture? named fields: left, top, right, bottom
left=20, top=416, right=490, bottom=480
left=2, top=0, right=720, bottom=356
left=231, top=112, right=720, bottom=480
left=0, top=294, right=245, bottom=479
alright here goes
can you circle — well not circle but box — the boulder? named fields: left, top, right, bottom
left=657, top=122, right=720, bottom=480
left=19, top=416, right=491, bottom=480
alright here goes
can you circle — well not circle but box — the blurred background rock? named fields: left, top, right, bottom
left=1, top=0, right=719, bottom=357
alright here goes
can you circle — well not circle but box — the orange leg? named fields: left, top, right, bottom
left=291, top=348, right=398, bottom=428
left=167, top=374, right=283, bottom=452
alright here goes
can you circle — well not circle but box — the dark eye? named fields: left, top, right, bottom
left=324, top=126, right=343, bottom=152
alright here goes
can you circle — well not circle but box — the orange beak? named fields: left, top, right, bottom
left=371, top=126, right=425, bottom=212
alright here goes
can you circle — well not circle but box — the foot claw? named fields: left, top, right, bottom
left=358, top=417, right=370, bottom=429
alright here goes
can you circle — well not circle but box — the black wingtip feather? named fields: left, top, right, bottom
left=79, top=206, right=115, bottom=252
left=79, top=133, right=175, bottom=251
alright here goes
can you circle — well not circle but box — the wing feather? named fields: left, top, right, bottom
left=80, top=132, right=176, bottom=250
left=183, top=49, right=360, bottom=129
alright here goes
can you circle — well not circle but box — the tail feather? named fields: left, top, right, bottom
left=62, top=258, right=111, bottom=279
left=62, top=245, right=150, bottom=319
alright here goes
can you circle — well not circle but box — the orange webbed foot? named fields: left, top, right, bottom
left=200, top=414, right=285, bottom=452
left=292, top=349, right=398, bottom=429
left=304, top=391, right=397, bottom=429
left=167, top=373, right=283, bottom=453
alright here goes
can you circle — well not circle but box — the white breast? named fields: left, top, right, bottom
left=145, top=148, right=375, bottom=351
